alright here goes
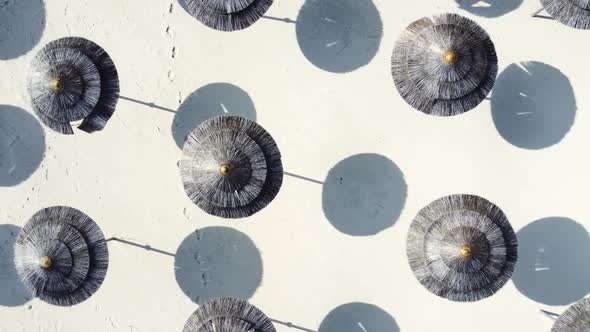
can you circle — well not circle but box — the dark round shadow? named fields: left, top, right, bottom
left=455, top=0, right=523, bottom=18
left=322, top=154, right=407, bottom=236
left=0, top=224, right=32, bottom=306
left=491, top=62, right=576, bottom=150
left=0, top=105, right=45, bottom=187
left=174, top=226, right=263, bottom=304
left=512, top=217, right=590, bottom=306
left=296, top=0, right=383, bottom=73
left=172, top=83, right=257, bottom=149
left=177, top=0, right=189, bottom=14
left=319, top=302, right=399, bottom=332
left=0, top=0, right=45, bottom=60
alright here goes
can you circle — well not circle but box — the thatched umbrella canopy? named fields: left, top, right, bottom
left=180, top=116, right=283, bottom=218
left=552, top=298, right=590, bottom=331
left=184, top=0, right=273, bottom=31
left=541, top=0, right=590, bottom=29
left=183, top=298, right=276, bottom=332
left=26, top=37, right=119, bottom=134
left=407, top=194, right=518, bottom=302
left=392, top=13, right=497, bottom=116
left=14, top=206, right=109, bottom=306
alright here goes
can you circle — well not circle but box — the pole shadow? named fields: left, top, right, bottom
left=0, top=105, right=45, bottom=187
left=119, top=96, right=176, bottom=113
left=285, top=171, right=324, bottom=185
left=0, top=224, right=32, bottom=306
left=319, top=302, right=400, bottom=332
left=0, top=0, right=45, bottom=60
left=263, top=15, right=297, bottom=24
left=322, top=153, right=407, bottom=236
left=106, top=237, right=175, bottom=257
left=512, top=217, right=590, bottom=306
left=491, top=61, right=576, bottom=150
left=174, top=226, right=263, bottom=304
left=271, top=318, right=317, bottom=332
left=455, top=0, right=523, bottom=18
left=172, top=83, right=257, bottom=149
left=296, top=0, right=383, bottom=73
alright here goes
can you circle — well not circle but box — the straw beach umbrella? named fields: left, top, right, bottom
left=184, top=0, right=273, bottom=31
left=14, top=206, right=108, bottom=306
left=552, top=298, right=590, bottom=331
left=539, top=0, right=590, bottom=29
left=407, top=194, right=518, bottom=302
left=391, top=13, right=498, bottom=116
left=180, top=116, right=283, bottom=219
left=26, top=37, right=119, bottom=134
left=183, top=298, right=276, bottom=332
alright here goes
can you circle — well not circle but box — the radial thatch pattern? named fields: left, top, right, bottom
left=26, top=37, right=119, bottom=134
left=392, top=13, right=498, bottom=116
left=552, top=298, right=590, bottom=331
left=184, top=0, right=273, bottom=31
left=541, top=0, right=590, bottom=29
left=14, top=206, right=109, bottom=306
left=180, top=116, right=283, bottom=219
left=183, top=298, right=276, bottom=332
left=407, top=194, right=518, bottom=302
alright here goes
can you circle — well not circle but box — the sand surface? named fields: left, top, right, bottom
left=1, top=0, right=590, bottom=331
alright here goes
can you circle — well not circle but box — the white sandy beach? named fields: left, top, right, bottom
left=1, top=0, right=590, bottom=331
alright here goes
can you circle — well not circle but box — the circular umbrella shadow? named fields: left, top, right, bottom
left=491, top=62, right=576, bottom=150
left=0, top=105, right=45, bottom=187
left=0, top=0, right=45, bottom=60
left=322, top=153, right=407, bottom=236
left=512, top=217, right=590, bottom=306
left=296, top=0, right=383, bottom=73
left=0, top=224, right=31, bottom=306
left=172, top=83, right=257, bottom=149
left=177, top=0, right=189, bottom=14
left=174, top=226, right=263, bottom=304
left=319, top=302, right=399, bottom=332
left=455, top=0, right=523, bottom=18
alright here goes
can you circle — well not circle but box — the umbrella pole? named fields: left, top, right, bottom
left=119, top=95, right=177, bottom=113
left=540, top=309, right=559, bottom=321
left=531, top=8, right=553, bottom=20
left=106, top=237, right=175, bottom=257
left=270, top=318, right=317, bottom=332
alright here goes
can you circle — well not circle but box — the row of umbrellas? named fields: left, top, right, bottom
left=24, top=12, right=524, bottom=136
left=185, top=297, right=590, bottom=331
left=183, top=0, right=590, bottom=31
left=26, top=10, right=586, bottom=132
left=13, top=198, right=516, bottom=304
left=0, top=198, right=552, bottom=304
left=9, top=204, right=589, bottom=330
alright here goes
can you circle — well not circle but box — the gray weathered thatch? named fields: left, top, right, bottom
left=26, top=37, right=119, bottom=134
left=14, top=206, right=109, bottom=306
left=407, top=194, right=518, bottom=302
left=180, top=116, right=283, bottom=219
left=392, top=13, right=498, bottom=116
left=184, top=0, right=273, bottom=31
left=541, top=0, right=590, bottom=29
left=183, top=298, right=276, bottom=332
left=552, top=298, right=590, bottom=331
